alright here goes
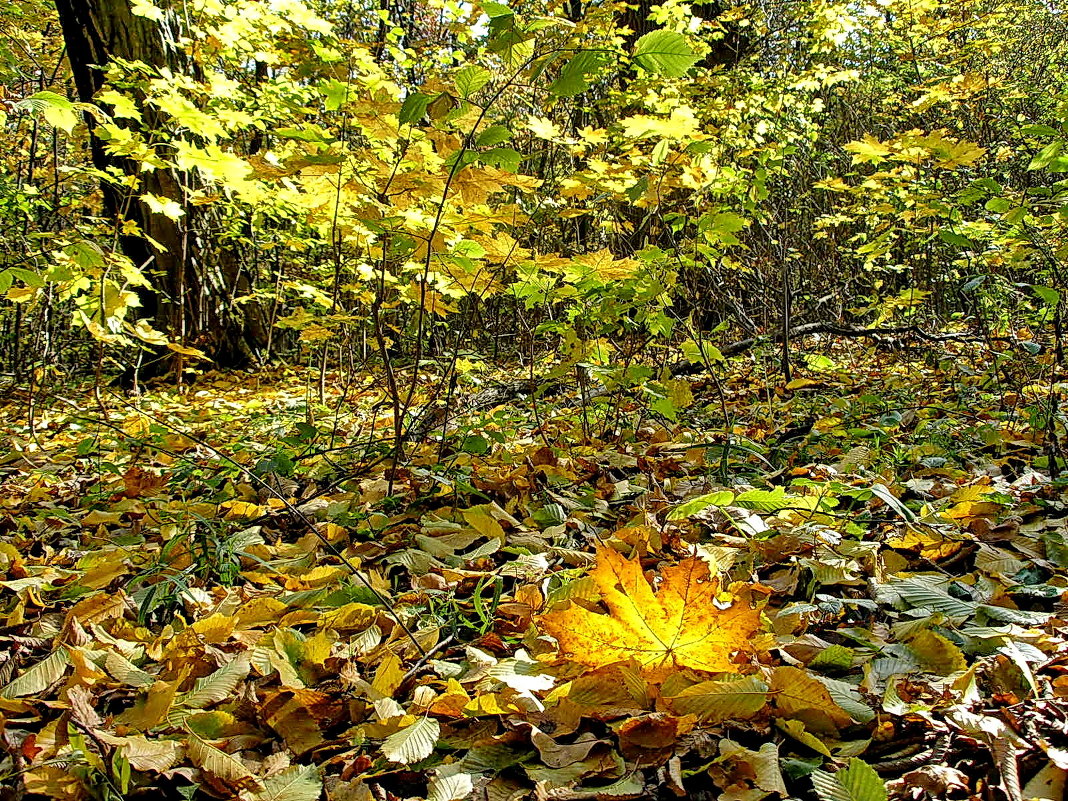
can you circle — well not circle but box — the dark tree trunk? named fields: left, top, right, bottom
left=610, top=0, right=751, bottom=258
left=619, top=0, right=750, bottom=68
left=53, top=0, right=264, bottom=372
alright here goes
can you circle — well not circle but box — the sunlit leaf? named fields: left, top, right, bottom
left=254, top=764, right=322, bottom=801
left=539, top=548, right=763, bottom=680
left=812, top=758, right=887, bottom=801
left=177, top=654, right=250, bottom=710
left=186, top=730, right=262, bottom=791
left=381, top=716, right=440, bottom=765
left=632, top=30, right=700, bottom=77
left=0, top=647, right=70, bottom=698
left=668, top=674, right=768, bottom=721
left=22, top=91, right=79, bottom=133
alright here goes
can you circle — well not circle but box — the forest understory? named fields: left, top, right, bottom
left=3, top=0, right=1068, bottom=798
left=1, top=339, right=1067, bottom=801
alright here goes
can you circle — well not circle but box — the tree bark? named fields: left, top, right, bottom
left=619, top=0, right=750, bottom=69
left=53, top=0, right=263, bottom=372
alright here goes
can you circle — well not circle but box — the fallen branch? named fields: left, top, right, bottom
left=724, top=321, right=1025, bottom=356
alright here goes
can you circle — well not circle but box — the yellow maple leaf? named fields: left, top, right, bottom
left=573, top=248, right=639, bottom=281
left=527, top=115, right=564, bottom=141
left=539, top=548, right=763, bottom=681
left=843, top=134, right=891, bottom=165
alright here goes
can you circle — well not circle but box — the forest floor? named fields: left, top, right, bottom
left=0, top=340, right=1066, bottom=801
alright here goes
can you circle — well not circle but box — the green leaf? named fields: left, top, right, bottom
left=806, top=353, right=836, bottom=372
left=274, top=125, right=332, bottom=143
left=8, top=267, right=44, bottom=288
left=460, top=434, right=490, bottom=455
left=734, top=487, right=793, bottom=513
left=382, top=716, right=440, bottom=764
left=1042, top=531, right=1068, bottom=568
left=456, top=65, right=492, bottom=98
left=550, top=50, right=610, bottom=97
left=1029, top=140, right=1063, bottom=171
left=23, top=91, right=80, bottom=133
left=939, top=230, right=973, bottom=248
left=632, top=30, right=700, bottom=78
left=476, top=125, right=513, bottom=147
left=1031, top=285, right=1061, bottom=306
left=480, top=147, right=522, bottom=171
left=625, top=176, right=649, bottom=202
left=667, top=490, right=735, bottom=520
left=809, top=644, right=854, bottom=672
left=707, top=211, right=747, bottom=234
left=399, top=92, right=432, bottom=125
left=812, top=759, right=887, bottom=801
left=681, top=339, right=704, bottom=364
left=651, top=395, right=679, bottom=422
left=838, top=759, right=888, bottom=801
left=1022, top=124, right=1059, bottom=137
left=319, top=79, right=352, bottom=111
left=482, top=1, right=513, bottom=18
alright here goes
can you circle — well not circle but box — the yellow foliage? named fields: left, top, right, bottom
left=539, top=548, right=763, bottom=681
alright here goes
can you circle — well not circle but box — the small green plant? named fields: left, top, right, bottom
left=129, top=519, right=263, bottom=624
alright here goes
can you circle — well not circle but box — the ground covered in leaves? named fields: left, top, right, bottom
left=1, top=342, right=1067, bottom=801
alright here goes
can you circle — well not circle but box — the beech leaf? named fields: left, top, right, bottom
left=186, top=731, right=262, bottom=792
left=812, top=758, right=888, bottom=801
left=668, top=674, right=769, bottom=721
left=178, top=654, right=251, bottom=710
left=632, top=30, right=700, bottom=77
left=381, top=716, right=440, bottom=765
left=0, top=647, right=70, bottom=698
left=254, top=764, right=323, bottom=801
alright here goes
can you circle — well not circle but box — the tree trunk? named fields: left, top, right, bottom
left=53, top=0, right=263, bottom=372
left=619, top=0, right=749, bottom=68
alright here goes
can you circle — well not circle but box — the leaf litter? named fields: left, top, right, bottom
left=0, top=347, right=1066, bottom=801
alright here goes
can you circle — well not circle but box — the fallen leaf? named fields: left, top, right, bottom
left=381, top=716, right=440, bottom=764
left=539, top=548, right=763, bottom=681
left=667, top=674, right=769, bottom=722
